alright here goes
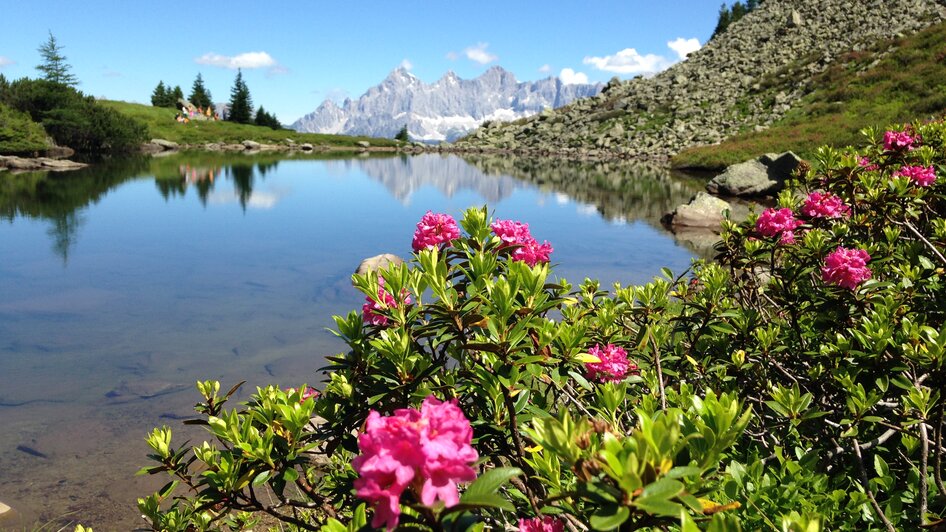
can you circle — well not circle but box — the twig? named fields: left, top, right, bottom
left=648, top=330, right=667, bottom=410
left=935, top=403, right=945, bottom=497
left=920, top=420, right=930, bottom=526
left=902, top=220, right=946, bottom=266
left=853, top=438, right=896, bottom=532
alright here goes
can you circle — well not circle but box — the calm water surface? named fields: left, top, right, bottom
left=0, top=152, right=704, bottom=527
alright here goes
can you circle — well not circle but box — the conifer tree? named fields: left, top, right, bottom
left=712, top=3, right=731, bottom=38
left=151, top=81, right=168, bottom=107
left=36, top=31, right=78, bottom=86
left=189, top=73, right=213, bottom=108
left=395, top=124, right=409, bottom=141
left=227, top=69, right=253, bottom=124
left=171, top=85, right=185, bottom=106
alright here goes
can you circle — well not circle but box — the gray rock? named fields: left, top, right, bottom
left=150, top=138, right=179, bottom=150
left=706, top=152, right=800, bottom=197
left=300, top=143, right=314, bottom=151
left=0, top=501, right=17, bottom=526
left=355, top=253, right=405, bottom=277
left=357, top=141, right=371, bottom=148
left=242, top=140, right=261, bottom=150
left=664, top=192, right=733, bottom=229
left=789, top=9, right=803, bottom=27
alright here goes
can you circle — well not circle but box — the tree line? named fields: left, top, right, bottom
left=712, top=0, right=764, bottom=39
left=151, top=70, right=282, bottom=129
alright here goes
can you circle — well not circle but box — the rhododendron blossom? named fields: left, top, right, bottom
left=822, top=247, right=872, bottom=290
left=411, top=211, right=461, bottom=252
left=801, top=192, right=850, bottom=219
left=883, top=130, right=915, bottom=151
left=353, top=396, right=478, bottom=530
left=491, top=218, right=553, bottom=267
left=585, top=344, right=636, bottom=382
left=755, top=208, right=803, bottom=244
left=362, top=277, right=411, bottom=327
left=895, top=165, right=937, bottom=187
left=519, top=516, right=566, bottom=532
left=858, top=156, right=879, bottom=171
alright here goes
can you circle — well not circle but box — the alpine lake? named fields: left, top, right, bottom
left=0, top=151, right=714, bottom=528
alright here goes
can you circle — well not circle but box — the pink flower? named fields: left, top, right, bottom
left=519, top=516, right=566, bottom=532
left=491, top=219, right=553, bottom=267
left=412, top=211, right=461, bottom=252
left=755, top=208, right=803, bottom=244
left=585, top=344, right=637, bottom=382
left=895, top=165, right=937, bottom=187
left=883, top=130, right=915, bottom=151
left=353, top=396, right=478, bottom=530
left=801, top=192, right=850, bottom=219
left=858, top=156, right=879, bottom=171
left=362, top=277, right=411, bottom=327
left=822, top=247, right=872, bottom=290
left=300, top=387, right=319, bottom=402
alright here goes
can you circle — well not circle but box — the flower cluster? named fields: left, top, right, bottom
left=285, top=386, right=320, bottom=403
left=353, top=396, right=479, bottom=530
left=883, top=130, right=915, bottom=151
left=491, top=219, right=553, bottom=267
left=362, top=277, right=411, bottom=327
left=519, top=516, right=565, bottom=532
left=895, top=165, right=937, bottom=187
left=585, top=343, right=636, bottom=382
left=412, top=211, right=461, bottom=252
left=801, top=192, right=850, bottom=219
left=858, top=156, right=879, bottom=171
left=821, top=246, right=872, bottom=290
left=755, top=208, right=803, bottom=244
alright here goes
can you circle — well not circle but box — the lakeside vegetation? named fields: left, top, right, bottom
left=672, top=21, right=946, bottom=169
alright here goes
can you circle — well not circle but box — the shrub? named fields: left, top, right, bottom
left=0, top=102, right=48, bottom=154
left=137, top=119, right=946, bottom=530
left=0, top=78, right=146, bottom=153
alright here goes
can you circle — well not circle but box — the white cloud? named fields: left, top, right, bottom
left=195, top=51, right=277, bottom=69
left=399, top=58, right=413, bottom=71
left=266, top=64, right=289, bottom=77
left=559, top=68, right=589, bottom=85
left=667, top=37, right=701, bottom=59
left=464, top=42, right=497, bottom=65
left=538, top=64, right=551, bottom=73
left=583, top=48, right=668, bottom=75
left=445, top=51, right=458, bottom=61
left=0, top=56, right=14, bottom=68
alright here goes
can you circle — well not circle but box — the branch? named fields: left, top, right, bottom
left=902, top=220, right=946, bottom=267
left=936, top=403, right=946, bottom=498
left=920, top=420, right=930, bottom=526
left=853, top=438, right=896, bottom=532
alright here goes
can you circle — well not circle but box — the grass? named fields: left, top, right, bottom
left=671, top=21, right=946, bottom=170
left=99, top=100, right=402, bottom=148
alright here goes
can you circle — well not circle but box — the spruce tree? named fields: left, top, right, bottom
left=171, top=85, right=185, bottom=106
left=151, top=81, right=168, bottom=107
left=189, top=73, right=213, bottom=108
left=227, top=69, right=253, bottom=124
left=36, top=31, right=78, bottom=86
left=712, top=3, right=731, bottom=38
left=395, top=124, right=409, bottom=141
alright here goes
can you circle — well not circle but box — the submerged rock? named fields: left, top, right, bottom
left=664, top=192, right=733, bottom=229
left=0, top=156, right=87, bottom=172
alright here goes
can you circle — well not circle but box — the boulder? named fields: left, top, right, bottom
left=788, top=9, right=803, bottom=28
left=663, top=192, right=733, bottom=229
left=706, top=152, right=801, bottom=197
left=150, top=138, right=179, bottom=150
left=357, top=141, right=371, bottom=148
left=300, top=143, right=314, bottom=151
left=242, top=140, right=261, bottom=150
left=45, top=145, right=75, bottom=159
left=0, top=501, right=17, bottom=526
left=0, top=156, right=86, bottom=172
left=355, top=253, right=405, bottom=277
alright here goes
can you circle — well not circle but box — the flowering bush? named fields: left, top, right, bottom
left=137, top=119, right=946, bottom=531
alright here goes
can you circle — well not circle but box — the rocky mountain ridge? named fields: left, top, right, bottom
left=291, top=66, right=602, bottom=142
left=456, top=0, right=946, bottom=160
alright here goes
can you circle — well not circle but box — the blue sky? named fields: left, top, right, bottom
left=0, top=1, right=722, bottom=123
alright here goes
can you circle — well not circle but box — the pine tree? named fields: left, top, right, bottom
left=747, top=0, right=759, bottom=10
left=395, top=124, right=409, bottom=142
left=227, top=69, right=253, bottom=124
left=36, top=31, right=78, bottom=86
left=712, top=3, right=731, bottom=38
left=151, top=81, right=168, bottom=107
left=189, top=73, right=213, bottom=109
left=171, top=85, right=185, bottom=106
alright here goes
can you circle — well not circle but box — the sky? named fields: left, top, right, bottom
left=0, top=1, right=722, bottom=123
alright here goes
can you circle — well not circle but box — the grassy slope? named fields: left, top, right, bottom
left=99, top=100, right=401, bottom=148
left=671, top=22, right=946, bottom=170
left=0, top=103, right=49, bottom=154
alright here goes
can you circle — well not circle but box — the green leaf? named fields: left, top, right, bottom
left=445, top=493, right=515, bottom=513
left=252, top=470, right=272, bottom=486
left=589, top=504, right=630, bottom=531
left=461, top=467, right=522, bottom=500
left=282, top=468, right=299, bottom=483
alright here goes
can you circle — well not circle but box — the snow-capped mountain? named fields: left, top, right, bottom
left=291, top=66, right=603, bottom=142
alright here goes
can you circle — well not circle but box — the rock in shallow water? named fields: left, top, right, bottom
left=706, top=151, right=801, bottom=197
left=664, top=192, right=734, bottom=229
left=355, top=253, right=405, bottom=277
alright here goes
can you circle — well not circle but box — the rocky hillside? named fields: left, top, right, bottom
left=291, top=66, right=601, bottom=143
left=456, top=0, right=946, bottom=160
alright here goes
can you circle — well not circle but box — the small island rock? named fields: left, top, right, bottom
left=355, top=253, right=405, bottom=277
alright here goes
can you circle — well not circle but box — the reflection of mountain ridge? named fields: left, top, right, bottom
left=459, top=155, right=704, bottom=228
left=335, top=154, right=523, bottom=204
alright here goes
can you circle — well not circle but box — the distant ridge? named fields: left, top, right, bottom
left=290, top=66, right=602, bottom=143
